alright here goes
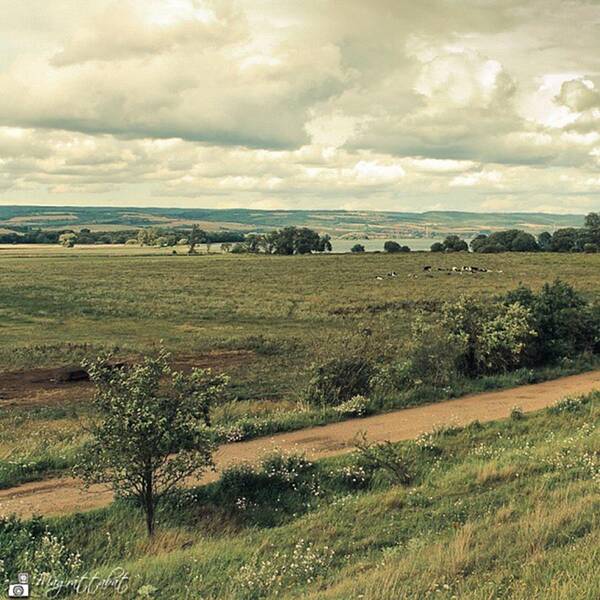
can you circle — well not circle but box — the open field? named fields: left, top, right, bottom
left=0, top=249, right=598, bottom=484
left=0, top=248, right=599, bottom=598
left=2, top=249, right=600, bottom=358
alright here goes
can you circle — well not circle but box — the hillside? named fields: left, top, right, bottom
left=2, top=392, right=597, bottom=599
left=0, top=205, right=584, bottom=238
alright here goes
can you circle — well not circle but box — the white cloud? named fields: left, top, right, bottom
left=0, top=0, right=598, bottom=213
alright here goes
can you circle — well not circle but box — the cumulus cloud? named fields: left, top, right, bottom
left=0, top=0, right=599, bottom=212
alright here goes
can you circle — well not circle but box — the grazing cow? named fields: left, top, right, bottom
left=376, top=276, right=384, bottom=280
left=423, top=265, right=432, bottom=271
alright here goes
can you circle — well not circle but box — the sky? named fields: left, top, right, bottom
left=0, top=0, right=599, bottom=213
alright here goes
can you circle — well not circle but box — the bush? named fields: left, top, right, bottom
left=304, top=356, right=376, bottom=407
left=504, top=280, right=600, bottom=363
left=430, top=242, right=444, bottom=252
left=334, top=395, right=371, bottom=417
left=410, top=298, right=536, bottom=379
left=217, top=451, right=317, bottom=519
left=407, top=317, right=461, bottom=387
left=354, top=434, right=414, bottom=485
left=584, top=243, right=598, bottom=253
left=510, top=406, right=525, bottom=420
left=350, top=244, right=365, bottom=253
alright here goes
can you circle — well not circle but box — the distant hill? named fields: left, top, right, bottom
left=0, top=205, right=585, bottom=238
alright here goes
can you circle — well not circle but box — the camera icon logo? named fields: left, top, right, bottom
left=8, top=573, right=29, bottom=597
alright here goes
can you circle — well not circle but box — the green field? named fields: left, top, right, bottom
left=2, top=249, right=600, bottom=357
left=1, top=249, right=599, bottom=599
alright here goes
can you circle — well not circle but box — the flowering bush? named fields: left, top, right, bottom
left=236, top=540, right=334, bottom=599
left=334, top=395, right=371, bottom=417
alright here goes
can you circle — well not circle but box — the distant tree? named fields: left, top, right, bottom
left=584, top=212, right=600, bottom=229
left=351, top=243, right=365, bottom=253
left=510, top=232, right=539, bottom=252
left=537, top=231, right=552, bottom=251
left=265, top=227, right=331, bottom=255
left=245, top=233, right=264, bottom=253
left=316, top=233, right=333, bottom=253
left=550, top=228, right=580, bottom=252
left=220, top=243, right=232, bottom=253
left=188, top=224, right=206, bottom=255
left=584, top=243, right=598, bottom=253
left=442, top=235, right=468, bottom=252
left=59, top=233, right=76, bottom=248
left=384, top=240, right=402, bottom=253
left=76, top=350, right=228, bottom=537
left=430, top=242, right=444, bottom=252
left=470, top=234, right=488, bottom=252
left=137, top=227, right=162, bottom=246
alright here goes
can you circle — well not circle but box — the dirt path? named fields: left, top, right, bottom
left=1, top=370, right=599, bottom=519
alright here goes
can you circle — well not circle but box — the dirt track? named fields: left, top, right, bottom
left=1, top=370, right=599, bottom=519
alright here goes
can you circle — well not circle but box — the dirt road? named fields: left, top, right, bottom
left=1, top=370, right=599, bottom=519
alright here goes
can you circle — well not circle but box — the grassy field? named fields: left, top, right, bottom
left=2, top=249, right=600, bottom=358
left=1, top=249, right=600, bottom=486
left=0, top=249, right=599, bottom=598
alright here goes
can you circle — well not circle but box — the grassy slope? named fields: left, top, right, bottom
left=19, top=392, right=597, bottom=599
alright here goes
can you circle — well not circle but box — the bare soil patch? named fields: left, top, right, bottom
left=0, top=350, right=255, bottom=407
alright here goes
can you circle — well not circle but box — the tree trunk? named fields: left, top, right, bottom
left=143, top=472, right=155, bottom=537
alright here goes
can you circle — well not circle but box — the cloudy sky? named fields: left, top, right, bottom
left=0, top=0, right=599, bottom=213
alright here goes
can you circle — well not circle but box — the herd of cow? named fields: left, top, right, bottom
left=374, top=265, right=500, bottom=280
left=423, top=265, right=491, bottom=273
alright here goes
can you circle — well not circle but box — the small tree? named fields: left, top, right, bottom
left=59, top=233, right=76, bottom=248
left=188, top=224, right=206, bottom=255
left=75, top=350, right=228, bottom=536
left=351, top=243, right=365, bottom=253
left=383, top=240, right=402, bottom=253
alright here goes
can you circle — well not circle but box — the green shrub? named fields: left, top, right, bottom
left=354, top=434, right=414, bottom=485
left=510, top=405, right=525, bottom=420
left=410, top=298, right=536, bottom=379
left=304, top=356, right=376, bottom=407
left=504, top=280, right=600, bottom=363
left=333, top=395, right=371, bottom=417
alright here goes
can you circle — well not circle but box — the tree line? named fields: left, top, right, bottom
left=431, top=212, right=600, bottom=253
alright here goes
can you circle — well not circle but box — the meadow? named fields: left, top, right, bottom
left=1, top=249, right=600, bottom=488
left=1, top=248, right=600, bottom=598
